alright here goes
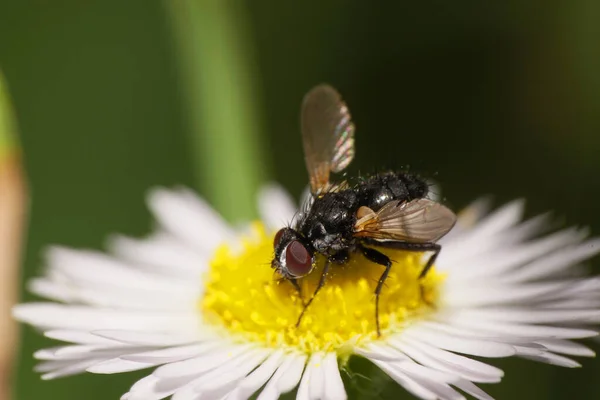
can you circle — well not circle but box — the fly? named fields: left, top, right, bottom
left=271, top=84, right=457, bottom=336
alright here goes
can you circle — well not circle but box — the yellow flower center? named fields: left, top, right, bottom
left=201, top=223, right=444, bottom=355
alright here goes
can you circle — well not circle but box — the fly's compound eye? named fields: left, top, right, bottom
left=284, top=240, right=313, bottom=277
left=273, top=228, right=285, bottom=248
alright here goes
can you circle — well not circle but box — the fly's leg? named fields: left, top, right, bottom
left=417, top=243, right=441, bottom=279
left=295, top=260, right=331, bottom=328
left=289, top=278, right=305, bottom=306
left=416, top=244, right=441, bottom=307
left=359, top=239, right=442, bottom=313
left=359, top=245, right=392, bottom=337
left=360, top=238, right=441, bottom=278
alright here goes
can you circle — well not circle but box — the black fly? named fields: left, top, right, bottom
left=271, top=85, right=457, bottom=336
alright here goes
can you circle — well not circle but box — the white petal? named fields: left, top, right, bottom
left=44, top=330, right=118, bottom=345
left=395, top=361, right=460, bottom=386
left=34, top=345, right=139, bottom=361
left=92, top=330, right=201, bottom=346
left=322, top=353, right=346, bottom=400
left=418, top=321, right=548, bottom=344
left=295, top=354, right=313, bottom=400
left=494, top=212, right=551, bottom=245
left=534, top=339, right=595, bottom=357
left=35, top=360, right=75, bottom=373
left=258, top=184, right=297, bottom=231
left=29, top=278, right=73, bottom=303
left=154, top=345, right=253, bottom=379
left=445, top=308, right=600, bottom=325
left=451, top=227, right=586, bottom=280
left=401, top=326, right=516, bottom=357
left=122, top=343, right=219, bottom=363
left=46, top=247, right=197, bottom=295
left=147, top=187, right=235, bottom=252
left=308, top=352, right=325, bottom=400
left=392, top=337, right=503, bottom=383
left=442, top=197, right=491, bottom=241
left=41, top=358, right=105, bottom=380
left=372, top=360, right=437, bottom=400
left=355, top=342, right=409, bottom=362
left=173, top=348, right=266, bottom=399
left=276, top=354, right=306, bottom=394
left=171, top=389, right=200, bottom=400
left=30, top=277, right=196, bottom=312
left=87, top=358, right=155, bottom=374
left=200, top=349, right=269, bottom=394
left=393, top=362, right=472, bottom=400
left=123, top=375, right=162, bottom=400
left=256, top=354, right=299, bottom=400
left=520, top=352, right=581, bottom=368
left=439, top=200, right=524, bottom=268
left=442, top=318, right=598, bottom=339
left=513, top=345, right=545, bottom=357
left=504, top=239, right=600, bottom=283
left=107, top=231, right=208, bottom=279
left=228, top=350, right=285, bottom=400
left=126, top=374, right=195, bottom=400
left=13, top=303, right=200, bottom=333
left=452, top=380, right=493, bottom=400
left=467, top=199, right=525, bottom=237
left=442, top=281, right=575, bottom=308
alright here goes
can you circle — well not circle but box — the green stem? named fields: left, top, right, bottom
left=165, top=0, right=268, bottom=222
left=0, top=71, right=19, bottom=160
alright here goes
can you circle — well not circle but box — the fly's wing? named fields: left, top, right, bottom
left=354, top=199, right=457, bottom=243
left=301, top=84, right=355, bottom=194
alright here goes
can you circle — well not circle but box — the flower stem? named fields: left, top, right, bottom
left=165, top=0, right=268, bottom=222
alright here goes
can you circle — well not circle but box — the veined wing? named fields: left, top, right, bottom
left=354, top=198, right=457, bottom=243
left=301, top=84, right=355, bottom=194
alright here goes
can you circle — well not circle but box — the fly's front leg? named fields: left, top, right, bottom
left=295, top=260, right=331, bottom=328
left=359, top=245, right=392, bottom=337
left=289, top=278, right=305, bottom=306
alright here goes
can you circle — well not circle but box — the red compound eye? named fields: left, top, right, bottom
left=285, top=240, right=312, bottom=277
left=273, top=229, right=285, bottom=248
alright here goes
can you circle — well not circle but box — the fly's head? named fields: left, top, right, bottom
left=272, top=228, right=315, bottom=279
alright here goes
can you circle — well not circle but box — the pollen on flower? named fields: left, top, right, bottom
left=200, top=222, right=444, bottom=355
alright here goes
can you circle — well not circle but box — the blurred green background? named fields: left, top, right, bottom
left=1, top=0, right=600, bottom=399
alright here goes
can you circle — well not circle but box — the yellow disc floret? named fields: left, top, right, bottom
left=201, top=223, right=444, bottom=354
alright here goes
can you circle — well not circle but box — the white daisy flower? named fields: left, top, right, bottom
left=14, top=185, right=600, bottom=400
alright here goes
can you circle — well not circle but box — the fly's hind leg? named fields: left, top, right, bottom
left=417, top=243, right=441, bottom=307
left=360, top=239, right=442, bottom=309
left=418, top=243, right=441, bottom=279
left=359, top=245, right=393, bottom=337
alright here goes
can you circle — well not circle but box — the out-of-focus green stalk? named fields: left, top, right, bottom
left=0, top=73, right=18, bottom=161
left=0, top=71, right=27, bottom=400
left=165, top=0, right=268, bottom=222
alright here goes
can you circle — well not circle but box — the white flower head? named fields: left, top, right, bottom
left=14, top=185, right=600, bottom=400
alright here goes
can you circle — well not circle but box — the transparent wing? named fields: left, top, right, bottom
left=354, top=199, right=457, bottom=243
left=301, top=84, right=355, bottom=193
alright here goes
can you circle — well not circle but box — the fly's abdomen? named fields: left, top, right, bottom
left=356, top=171, right=428, bottom=211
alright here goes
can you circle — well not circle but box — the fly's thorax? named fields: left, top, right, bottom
left=303, top=191, right=360, bottom=239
